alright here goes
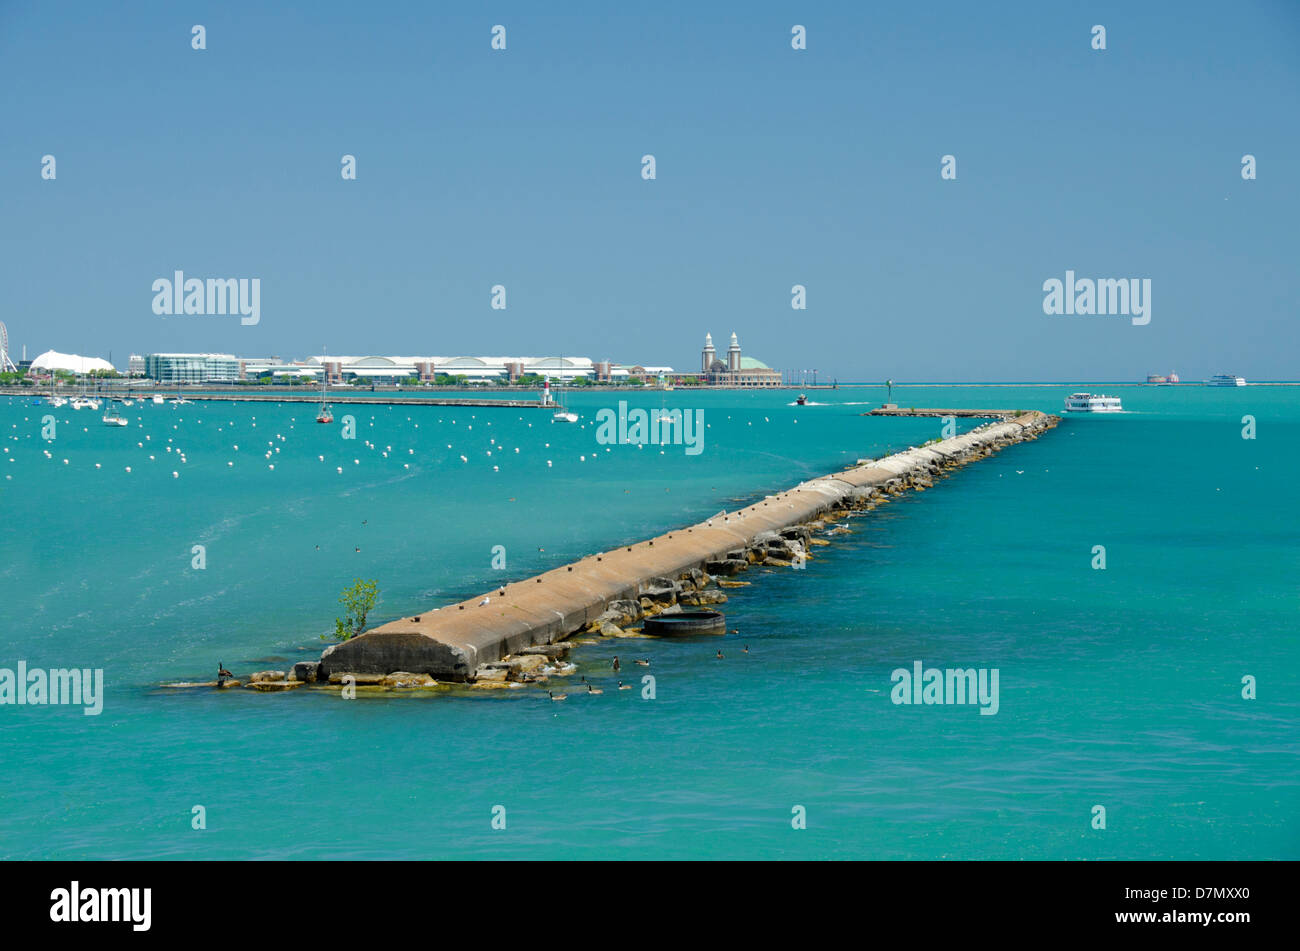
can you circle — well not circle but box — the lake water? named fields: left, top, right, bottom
left=1, top=384, right=1295, bottom=858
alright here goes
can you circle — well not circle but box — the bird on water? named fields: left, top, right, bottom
left=716, top=650, right=724, bottom=660
left=587, top=684, right=603, bottom=695
left=635, top=659, right=650, bottom=667
left=618, top=681, right=632, bottom=690
left=612, top=656, right=620, bottom=671
left=548, top=690, right=566, bottom=702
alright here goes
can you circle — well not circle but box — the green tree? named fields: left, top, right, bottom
left=327, top=579, right=379, bottom=641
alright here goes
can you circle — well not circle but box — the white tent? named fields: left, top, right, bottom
left=30, top=350, right=117, bottom=374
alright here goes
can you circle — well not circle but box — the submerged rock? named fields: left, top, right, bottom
left=328, top=671, right=385, bottom=685
left=245, top=679, right=305, bottom=692
left=382, top=671, right=437, bottom=687
left=681, top=589, right=728, bottom=606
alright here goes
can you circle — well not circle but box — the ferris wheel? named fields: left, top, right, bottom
left=0, top=321, right=16, bottom=372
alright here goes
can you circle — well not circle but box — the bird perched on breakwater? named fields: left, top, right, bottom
left=217, top=662, right=232, bottom=684
left=612, top=656, right=620, bottom=671
left=479, top=596, right=490, bottom=607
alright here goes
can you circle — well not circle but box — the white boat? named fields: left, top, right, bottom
left=544, top=378, right=578, bottom=422
left=152, top=394, right=165, bottom=404
left=1208, top=374, right=1246, bottom=386
left=121, top=399, right=134, bottom=407
left=1064, top=392, right=1123, bottom=413
left=102, top=413, right=128, bottom=427
left=71, top=397, right=101, bottom=411
left=48, top=396, right=67, bottom=407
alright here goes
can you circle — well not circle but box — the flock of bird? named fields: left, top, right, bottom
left=544, top=644, right=751, bottom=701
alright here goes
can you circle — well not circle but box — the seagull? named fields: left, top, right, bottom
left=479, top=596, right=490, bottom=607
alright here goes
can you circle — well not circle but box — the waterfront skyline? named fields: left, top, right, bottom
left=3, top=1, right=1298, bottom=381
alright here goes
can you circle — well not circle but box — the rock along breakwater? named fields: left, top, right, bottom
left=305, top=411, right=1060, bottom=685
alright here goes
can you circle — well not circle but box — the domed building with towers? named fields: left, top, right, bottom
left=700, top=332, right=781, bottom=387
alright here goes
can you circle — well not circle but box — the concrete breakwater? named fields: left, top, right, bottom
left=302, top=411, right=1060, bottom=685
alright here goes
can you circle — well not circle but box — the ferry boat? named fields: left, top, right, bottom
left=1208, top=374, right=1246, bottom=386
left=1146, top=372, right=1179, bottom=385
left=1064, top=392, right=1123, bottom=413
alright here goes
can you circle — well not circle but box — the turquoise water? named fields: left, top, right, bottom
left=1, top=384, right=1296, bottom=859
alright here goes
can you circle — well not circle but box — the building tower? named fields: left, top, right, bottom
left=727, top=331, right=741, bottom=372
left=702, top=333, right=716, bottom=373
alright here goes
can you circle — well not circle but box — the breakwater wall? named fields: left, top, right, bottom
left=313, top=411, right=1060, bottom=683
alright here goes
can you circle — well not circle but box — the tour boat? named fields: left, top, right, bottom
left=1208, top=374, right=1246, bottom=386
left=1063, top=392, right=1123, bottom=413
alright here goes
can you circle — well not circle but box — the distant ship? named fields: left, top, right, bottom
left=1208, top=374, right=1246, bottom=386
left=1064, top=392, right=1123, bottom=413
left=1146, top=372, right=1179, bottom=385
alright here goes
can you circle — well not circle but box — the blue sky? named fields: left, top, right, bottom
left=2, top=1, right=1297, bottom=381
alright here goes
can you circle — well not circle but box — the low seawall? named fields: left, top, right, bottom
left=316, top=411, right=1060, bottom=681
